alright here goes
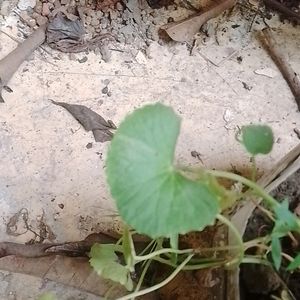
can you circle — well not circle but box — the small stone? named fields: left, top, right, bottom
left=91, top=17, right=100, bottom=26
left=0, top=1, right=11, bottom=16
left=94, top=47, right=101, bottom=56
left=100, top=18, right=108, bottom=29
left=18, top=0, right=36, bottom=11
left=53, top=0, right=61, bottom=9
left=86, top=8, right=94, bottom=16
left=85, top=15, right=92, bottom=24
left=58, top=203, right=64, bottom=209
left=27, top=18, right=36, bottom=27
left=20, top=10, right=31, bottom=21
left=103, top=79, right=110, bottom=85
left=34, top=0, right=42, bottom=14
left=109, top=10, right=118, bottom=20
left=42, top=2, right=50, bottom=16
left=86, top=142, right=93, bottom=149
left=102, top=86, right=108, bottom=94
left=107, top=91, right=112, bottom=97
left=79, top=0, right=86, bottom=5
left=96, top=10, right=103, bottom=18
left=78, top=56, right=88, bottom=63
left=117, top=33, right=126, bottom=43
left=116, top=2, right=123, bottom=11
left=36, top=15, right=48, bottom=25
left=100, top=44, right=111, bottom=63
left=69, top=53, right=76, bottom=60
left=135, top=51, right=147, bottom=64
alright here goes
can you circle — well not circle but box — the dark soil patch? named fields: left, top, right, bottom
left=241, top=168, right=300, bottom=300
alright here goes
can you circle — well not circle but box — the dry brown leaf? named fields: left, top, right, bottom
left=161, top=0, right=236, bottom=42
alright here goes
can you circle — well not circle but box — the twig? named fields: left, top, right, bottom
left=263, top=0, right=300, bottom=23
left=0, top=233, right=117, bottom=258
left=258, top=28, right=300, bottom=110
left=0, top=24, right=47, bottom=102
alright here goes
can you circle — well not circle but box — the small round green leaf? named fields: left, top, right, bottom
left=241, top=125, right=274, bottom=155
left=106, top=103, right=219, bottom=238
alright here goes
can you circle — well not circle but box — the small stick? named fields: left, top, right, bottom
left=263, top=0, right=300, bottom=23
left=258, top=28, right=300, bottom=110
left=0, top=24, right=47, bottom=102
left=0, top=233, right=116, bottom=258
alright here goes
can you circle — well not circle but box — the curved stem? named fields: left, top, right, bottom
left=116, top=254, right=193, bottom=300
left=207, top=169, right=278, bottom=208
left=216, top=214, right=244, bottom=267
left=242, top=255, right=271, bottom=266
left=132, top=259, right=152, bottom=300
left=135, top=242, right=248, bottom=263
left=243, top=236, right=271, bottom=249
left=134, top=248, right=193, bottom=261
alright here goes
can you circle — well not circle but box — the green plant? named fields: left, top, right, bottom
left=89, top=103, right=300, bottom=299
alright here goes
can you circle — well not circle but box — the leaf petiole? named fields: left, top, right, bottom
left=116, top=254, right=194, bottom=300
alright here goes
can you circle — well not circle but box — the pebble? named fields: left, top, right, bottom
left=18, top=0, right=36, bottom=11
left=100, top=44, right=111, bottom=63
left=27, top=17, right=36, bottom=27
left=94, top=47, right=101, bottom=55
left=102, top=86, right=108, bottom=94
left=34, top=0, right=42, bottom=14
left=85, top=15, right=92, bottom=24
left=91, top=18, right=100, bottom=26
left=0, top=1, right=10, bottom=16
left=42, top=2, right=51, bottom=16
left=116, top=2, right=123, bottom=11
left=109, top=10, right=119, bottom=20
left=69, top=53, right=77, bottom=60
left=100, top=18, right=108, bottom=29
left=96, top=10, right=103, bottom=18
left=35, top=15, right=48, bottom=25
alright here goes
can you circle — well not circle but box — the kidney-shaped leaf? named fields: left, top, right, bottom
left=106, top=103, right=219, bottom=238
left=241, top=125, right=274, bottom=155
left=89, top=244, right=133, bottom=291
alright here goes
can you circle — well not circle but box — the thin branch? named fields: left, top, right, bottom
left=258, top=28, right=300, bottom=110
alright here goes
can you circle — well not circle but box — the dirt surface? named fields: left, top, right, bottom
left=242, top=168, right=300, bottom=300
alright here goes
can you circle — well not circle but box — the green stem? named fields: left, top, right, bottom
left=137, top=239, right=156, bottom=256
left=243, top=236, right=271, bottom=250
left=216, top=214, right=244, bottom=267
left=116, top=254, right=194, bottom=300
left=135, top=243, right=244, bottom=263
left=134, top=248, right=192, bottom=261
left=207, top=169, right=278, bottom=208
left=131, top=259, right=152, bottom=300
left=152, top=256, right=227, bottom=270
left=242, top=255, right=271, bottom=266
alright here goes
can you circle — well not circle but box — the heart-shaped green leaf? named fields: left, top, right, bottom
left=106, top=103, right=219, bottom=238
left=241, top=125, right=274, bottom=155
left=89, top=244, right=133, bottom=291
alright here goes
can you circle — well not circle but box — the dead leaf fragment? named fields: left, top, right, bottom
left=51, top=100, right=116, bottom=143
left=161, top=0, right=236, bottom=42
left=254, top=67, right=278, bottom=78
